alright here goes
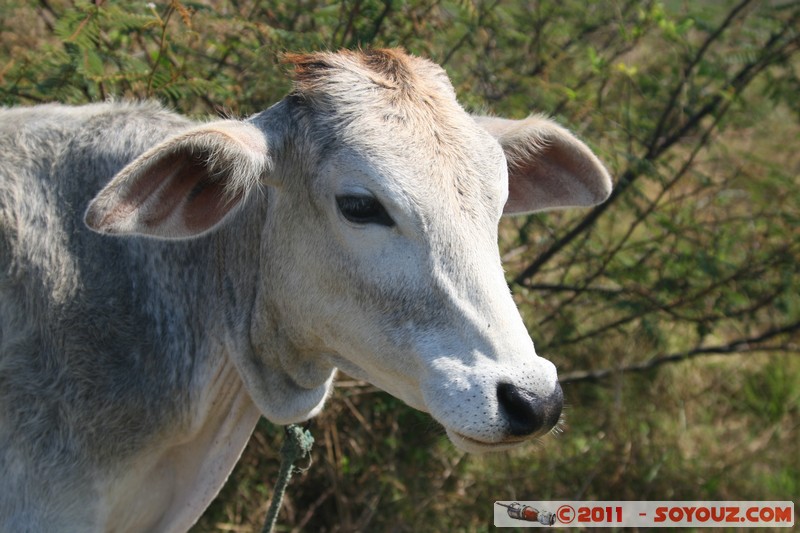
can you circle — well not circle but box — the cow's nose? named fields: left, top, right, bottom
left=497, top=381, right=563, bottom=437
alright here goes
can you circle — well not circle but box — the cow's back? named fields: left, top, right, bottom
left=0, top=103, right=201, bottom=529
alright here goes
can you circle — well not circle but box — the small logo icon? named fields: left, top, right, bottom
left=557, top=505, right=576, bottom=524
left=496, top=502, right=556, bottom=525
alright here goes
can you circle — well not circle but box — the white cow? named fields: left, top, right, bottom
left=0, top=49, right=611, bottom=531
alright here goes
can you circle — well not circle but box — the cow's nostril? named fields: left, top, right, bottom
left=497, top=382, right=563, bottom=437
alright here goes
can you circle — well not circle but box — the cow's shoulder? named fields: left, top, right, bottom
left=0, top=103, right=201, bottom=473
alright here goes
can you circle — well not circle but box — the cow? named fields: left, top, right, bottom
left=0, top=49, right=611, bottom=531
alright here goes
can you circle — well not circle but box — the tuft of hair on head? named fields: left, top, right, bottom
left=282, top=48, right=417, bottom=95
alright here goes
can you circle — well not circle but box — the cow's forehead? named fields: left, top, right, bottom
left=286, top=49, right=507, bottom=214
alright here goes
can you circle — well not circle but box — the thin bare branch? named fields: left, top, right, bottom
left=647, top=0, right=755, bottom=156
left=561, top=321, right=800, bottom=384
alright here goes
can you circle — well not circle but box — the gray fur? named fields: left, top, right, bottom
left=1, top=102, right=212, bottom=526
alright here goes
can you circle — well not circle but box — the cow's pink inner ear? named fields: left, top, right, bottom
left=504, top=139, right=606, bottom=215
left=473, top=115, right=612, bottom=215
left=131, top=148, right=245, bottom=237
left=86, top=120, right=270, bottom=239
left=183, top=171, right=244, bottom=235
left=132, top=150, right=208, bottom=229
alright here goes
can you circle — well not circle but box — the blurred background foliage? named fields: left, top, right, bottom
left=1, top=0, right=798, bottom=531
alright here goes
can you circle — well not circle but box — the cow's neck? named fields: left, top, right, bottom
left=98, top=351, right=261, bottom=532
left=97, top=201, right=268, bottom=532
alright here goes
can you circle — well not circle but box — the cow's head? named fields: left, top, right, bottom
left=86, top=49, right=611, bottom=452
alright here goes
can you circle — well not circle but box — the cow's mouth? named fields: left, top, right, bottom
left=448, top=429, right=530, bottom=452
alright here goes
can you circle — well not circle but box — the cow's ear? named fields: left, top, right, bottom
left=85, top=120, right=270, bottom=239
left=474, top=115, right=612, bottom=215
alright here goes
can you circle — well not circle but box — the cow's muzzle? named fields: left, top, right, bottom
left=497, top=381, right=563, bottom=437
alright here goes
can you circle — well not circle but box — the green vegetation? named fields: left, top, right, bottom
left=2, top=0, right=797, bottom=530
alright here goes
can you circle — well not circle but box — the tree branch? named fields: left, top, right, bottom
left=560, top=321, right=800, bottom=384
left=545, top=242, right=794, bottom=350
left=647, top=0, right=755, bottom=157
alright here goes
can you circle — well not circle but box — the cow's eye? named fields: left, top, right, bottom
left=336, top=195, right=395, bottom=227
